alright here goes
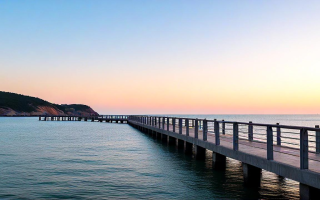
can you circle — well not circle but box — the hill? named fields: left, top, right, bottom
left=0, top=91, right=99, bottom=116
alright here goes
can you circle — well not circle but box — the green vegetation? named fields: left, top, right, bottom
left=0, top=91, right=55, bottom=112
left=0, top=91, right=98, bottom=115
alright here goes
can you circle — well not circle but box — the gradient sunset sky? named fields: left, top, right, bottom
left=1, top=1, right=320, bottom=114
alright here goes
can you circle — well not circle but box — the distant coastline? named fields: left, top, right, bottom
left=0, top=91, right=99, bottom=116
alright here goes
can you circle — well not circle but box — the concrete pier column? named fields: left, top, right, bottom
left=194, top=145, right=206, bottom=159
left=184, top=141, right=193, bottom=154
left=167, top=136, right=176, bottom=145
left=152, top=131, right=156, bottom=138
left=176, top=139, right=184, bottom=149
left=242, top=163, right=261, bottom=187
left=300, top=183, right=320, bottom=200
left=161, top=134, right=168, bottom=143
left=156, top=132, right=161, bottom=139
left=212, top=152, right=226, bottom=170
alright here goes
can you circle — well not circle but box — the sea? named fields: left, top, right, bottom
left=1, top=115, right=320, bottom=199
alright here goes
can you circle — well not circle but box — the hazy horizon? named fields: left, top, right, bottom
left=1, top=1, right=320, bottom=114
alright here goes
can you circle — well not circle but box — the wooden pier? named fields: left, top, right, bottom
left=128, top=115, right=320, bottom=200
left=41, top=114, right=320, bottom=199
left=39, top=115, right=128, bottom=123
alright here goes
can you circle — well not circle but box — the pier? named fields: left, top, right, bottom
left=41, top=115, right=320, bottom=199
left=39, top=115, right=128, bottom=123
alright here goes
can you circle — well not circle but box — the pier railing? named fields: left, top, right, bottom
left=99, top=115, right=128, bottom=120
left=128, top=115, right=320, bottom=171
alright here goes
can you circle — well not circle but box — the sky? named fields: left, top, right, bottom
left=1, top=0, right=320, bottom=114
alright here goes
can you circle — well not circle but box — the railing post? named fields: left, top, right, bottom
left=162, top=117, right=165, bottom=129
left=173, top=118, right=176, bottom=132
left=222, top=120, right=225, bottom=135
left=195, top=119, right=198, bottom=139
left=167, top=118, right=169, bottom=131
left=248, top=121, right=253, bottom=141
left=179, top=118, right=182, bottom=134
left=267, top=126, right=273, bottom=160
left=316, top=125, right=320, bottom=154
left=277, top=123, right=281, bottom=146
left=233, top=122, right=238, bottom=151
left=300, top=128, right=308, bottom=169
left=186, top=119, right=189, bottom=136
left=159, top=117, right=161, bottom=129
left=214, top=119, right=220, bottom=145
left=203, top=119, right=207, bottom=141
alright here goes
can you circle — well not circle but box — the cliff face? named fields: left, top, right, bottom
left=0, top=91, right=99, bottom=116
left=0, top=106, right=65, bottom=116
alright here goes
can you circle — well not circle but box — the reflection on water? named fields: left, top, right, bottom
left=0, top=117, right=299, bottom=199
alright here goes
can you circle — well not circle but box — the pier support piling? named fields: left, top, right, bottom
left=212, top=152, right=226, bottom=170
left=194, top=145, right=206, bottom=159
left=184, top=141, right=193, bottom=154
left=156, top=132, right=161, bottom=139
left=168, top=136, right=176, bottom=145
left=161, top=134, right=168, bottom=143
left=176, top=139, right=184, bottom=149
left=242, top=163, right=261, bottom=187
left=300, top=183, right=320, bottom=200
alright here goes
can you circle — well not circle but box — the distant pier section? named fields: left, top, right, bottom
left=41, top=114, right=320, bottom=199
left=39, top=115, right=128, bottom=123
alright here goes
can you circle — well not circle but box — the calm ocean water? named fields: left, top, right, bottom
left=1, top=115, right=318, bottom=199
